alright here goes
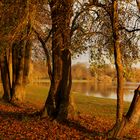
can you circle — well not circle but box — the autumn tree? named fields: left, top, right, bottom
left=72, top=0, right=139, bottom=137
left=39, top=0, right=73, bottom=121
left=72, top=63, right=91, bottom=80
left=0, top=0, right=34, bottom=102
left=89, top=0, right=140, bottom=138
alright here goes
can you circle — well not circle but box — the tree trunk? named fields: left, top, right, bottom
left=11, top=22, right=31, bottom=103
left=0, top=53, right=11, bottom=102
left=23, top=40, right=31, bottom=85
left=110, top=85, right=140, bottom=138
left=55, top=49, right=72, bottom=120
left=0, top=0, right=30, bottom=103
left=43, top=0, right=73, bottom=120
left=44, top=31, right=63, bottom=117
left=108, top=0, right=140, bottom=138
left=112, top=0, right=124, bottom=124
left=11, top=41, right=26, bottom=102
left=108, top=0, right=124, bottom=136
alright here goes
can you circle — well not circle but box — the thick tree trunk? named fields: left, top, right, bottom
left=43, top=0, right=73, bottom=120
left=0, top=54, right=11, bottom=102
left=11, top=41, right=26, bottom=102
left=11, top=22, right=31, bottom=103
left=110, top=85, right=140, bottom=138
left=44, top=34, right=63, bottom=117
left=55, top=49, right=72, bottom=120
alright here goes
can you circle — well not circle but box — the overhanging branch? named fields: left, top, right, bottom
left=120, top=26, right=140, bottom=32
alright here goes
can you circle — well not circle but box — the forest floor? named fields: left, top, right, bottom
left=0, top=85, right=140, bottom=140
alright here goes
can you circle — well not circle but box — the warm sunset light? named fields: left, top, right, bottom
left=0, top=0, right=140, bottom=139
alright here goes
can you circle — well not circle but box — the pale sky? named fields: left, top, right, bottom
left=72, top=52, right=140, bottom=68
left=72, top=52, right=89, bottom=66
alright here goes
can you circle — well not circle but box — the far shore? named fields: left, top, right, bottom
left=31, top=79, right=140, bottom=84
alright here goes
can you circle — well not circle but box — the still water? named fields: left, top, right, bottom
left=71, top=82, right=140, bottom=102
left=34, top=80, right=140, bottom=102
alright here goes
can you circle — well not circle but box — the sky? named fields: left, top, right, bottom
left=72, top=52, right=89, bottom=66
left=72, top=52, right=140, bottom=68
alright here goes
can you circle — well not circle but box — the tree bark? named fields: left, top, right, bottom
left=23, top=40, right=31, bottom=85
left=43, top=0, right=73, bottom=120
left=112, top=0, right=124, bottom=124
left=109, top=0, right=124, bottom=136
left=110, top=85, right=140, bottom=138
left=11, top=41, right=26, bottom=102
left=0, top=0, right=31, bottom=103
left=0, top=53, right=11, bottom=102
left=11, top=22, right=31, bottom=103
left=109, top=1, right=140, bottom=138
left=55, top=49, right=72, bottom=120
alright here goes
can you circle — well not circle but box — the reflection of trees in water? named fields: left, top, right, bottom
left=33, top=81, right=136, bottom=99
left=71, top=83, right=136, bottom=98
left=71, top=83, right=114, bottom=97
left=97, top=83, right=115, bottom=97
left=71, top=83, right=89, bottom=93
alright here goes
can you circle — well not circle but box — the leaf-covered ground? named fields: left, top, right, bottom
left=0, top=100, right=140, bottom=140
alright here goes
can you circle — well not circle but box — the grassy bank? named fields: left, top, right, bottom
left=0, top=84, right=131, bottom=118
left=25, top=85, right=130, bottom=119
left=73, top=93, right=130, bottom=119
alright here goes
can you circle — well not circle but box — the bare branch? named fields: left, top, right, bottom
left=32, top=27, right=52, bottom=80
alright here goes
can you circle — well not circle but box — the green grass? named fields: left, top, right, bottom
left=25, top=84, right=131, bottom=119
left=25, top=85, right=49, bottom=108
left=73, top=93, right=130, bottom=119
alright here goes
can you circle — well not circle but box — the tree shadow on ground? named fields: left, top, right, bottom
left=0, top=107, right=107, bottom=139
left=58, top=119, right=107, bottom=139
left=0, top=110, right=40, bottom=121
left=0, top=100, right=41, bottom=121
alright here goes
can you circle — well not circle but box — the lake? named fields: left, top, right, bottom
left=72, top=82, right=140, bottom=102
left=33, top=80, right=140, bottom=102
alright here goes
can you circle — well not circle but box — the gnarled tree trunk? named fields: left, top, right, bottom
left=43, top=0, right=73, bottom=121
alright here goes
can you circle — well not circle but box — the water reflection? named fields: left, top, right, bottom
left=71, top=82, right=139, bottom=102
left=33, top=81, right=140, bottom=102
